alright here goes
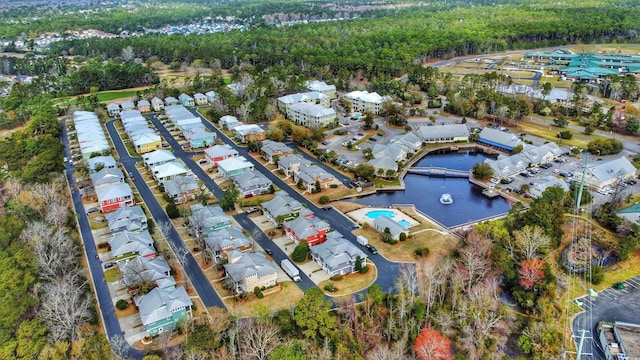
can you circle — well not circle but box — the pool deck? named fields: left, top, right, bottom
left=347, top=207, right=420, bottom=228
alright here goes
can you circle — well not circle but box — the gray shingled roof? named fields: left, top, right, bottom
left=135, top=286, right=192, bottom=327
left=261, top=192, right=302, bottom=219
left=311, top=235, right=366, bottom=270
left=224, top=253, right=277, bottom=288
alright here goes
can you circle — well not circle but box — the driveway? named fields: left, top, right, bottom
left=572, top=275, right=640, bottom=359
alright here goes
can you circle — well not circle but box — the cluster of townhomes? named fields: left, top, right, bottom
left=142, top=149, right=200, bottom=204
left=120, top=110, right=162, bottom=154
left=218, top=114, right=266, bottom=144
left=74, top=111, right=192, bottom=336
left=165, top=104, right=216, bottom=149
left=261, top=191, right=368, bottom=276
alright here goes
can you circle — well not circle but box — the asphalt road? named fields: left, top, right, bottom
left=572, top=275, right=640, bottom=359
left=185, top=108, right=403, bottom=294
left=62, top=124, right=142, bottom=360
left=104, top=120, right=226, bottom=310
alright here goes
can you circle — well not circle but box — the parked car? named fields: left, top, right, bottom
left=614, top=282, right=625, bottom=290
left=104, top=262, right=116, bottom=269
left=246, top=207, right=260, bottom=214
left=365, top=244, right=378, bottom=255
left=264, top=248, right=273, bottom=255
left=198, top=159, right=208, bottom=164
left=86, top=208, right=100, bottom=215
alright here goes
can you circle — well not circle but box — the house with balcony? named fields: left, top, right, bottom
left=310, top=233, right=367, bottom=276
left=151, top=97, right=164, bottom=112
left=179, top=93, right=195, bottom=107
left=87, top=155, right=117, bottom=173
left=106, top=205, right=148, bottom=233
left=277, top=154, right=312, bottom=176
left=164, top=96, right=179, bottom=106
left=283, top=213, right=330, bottom=246
left=121, top=101, right=136, bottom=111
left=151, top=161, right=190, bottom=182
left=108, top=230, right=156, bottom=261
left=134, top=285, right=192, bottom=337
left=188, top=203, right=232, bottom=235
left=162, top=176, right=200, bottom=204
left=131, top=132, right=162, bottom=154
left=277, top=91, right=329, bottom=113
left=233, top=170, right=273, bottom=197
left=234, top=124, right=266, bottom=143
left=205, top=91, right=218, bottom=103
left=344, top=90, right=390, bottom=115
left=204, top=227, right=253, bottom=259
left=293, top=165, right=337, bottom=192
left=193, top=93, right=208, bottom=106
left=184, top=128, right=216, bottom=149
left=204, top=144, right=239, bottom=166
left=260, top=140, right=294, bottom=164
left=286, top=102, right=336, bottom=128
left=107, top=103, right=121, bottom=117
left=73, top=111, right=110, bottom=161
left=484, top=154, right=528, bottom=178
left=96, top=183, right=134, bottom=212
left=219, top=115, right=241, bottom=129
left=137, top=99, right=151, bottom=113
left=120, top=255, right=175, bottom=291
left=261, top=191, right=303, bottom=226
left=143, top=149, right=176, bottom=168
left=217, top=156, right=255, bottom=179
left=223, top=252, right=278, bottom=295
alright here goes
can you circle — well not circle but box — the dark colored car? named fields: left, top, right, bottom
left=614, top=282, right=625, bottom=290
left=365, top=244, right=378, bottom=255
left=264, top=248, right=273, bottom=255
left=104, top=262, right=116, bottom=269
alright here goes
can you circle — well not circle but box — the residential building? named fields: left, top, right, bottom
left=106, top=205, right=148, bottom=233
left=179, top=93, right=195, bottom=107
left=415, top=124, right=469, bottom=143
left=218, top=156, right=255, bottom=178
left=134, top=286, right=192, bottom=337
left=261, top=191, right=303, bottom=226
left=227, top=82, right=246, bottom=96
left=165, top=105, right=201, bottom=127
left=520, top=142, right=563, bottom=166
left=277, top=154, right=312, bottom=176
left=151, top=161, right=189, bottom=182
left=205, top=91, right=218, bottom=103
left=485, top=142, right=564, bottom=178
left=293, top=165, right=337, bottom=192
left=165, top=96, right=178, bottom=106
left=373, top=216, right=408, bottom=241
left=233, top=170, right=273, bottom=197
left=73, top=111, right=110, bottom=160
left=184, top=128, right=216, bottom=149
left=137, top=99, right=151, bottom=113
left=574, top=156, right=637, bottom=189
left=108, top=230, right=155, bottom=261
left=305, top=80, right=337, bottom=99
left=617, top=203, right=640, bottom=224
left=219, top=115, right=240, bottom=129
left=390, top=132, right=423, bottom=153
left=120, top=255, right=175, bottom=290
left=107, top=103, right=121, bottom=117
left=143, top=149, right=176, bottom=168
left=193, top=93, right=208, bottom=106
left=528, top=175, right=570, bottom=198
left=286, top=102, right=336, bottom=128
left=371, top=142, right=407, bottom=162
left=188, top=203, right=232, bottom=235
left=204, top=144, right=239, bottom=166
left=121, top=101, right=135, bottom=111
left=204, top=227, right=253, bottom=259
left=260, top=140, right=294, bottom=164
left=151, top=97, right=165, bottom=112
left=344, top=90, right=390, bottom=115
left=223, top=252, right=278, bottom=294
left=96, top=183, right=134, bottom=212
left=131, top=132, right=162, bottom=154
left=311, top=233, right=367, bottom=276
left=368, top=156, right=398, bottom=174
left=234, top=124, right=266, bottom=143
left=284, top=214, right=330, bottom=246
left=90, top=167, right=124, bottom=188
left=162, top=176, right=200, bottom=204
left=87, top=155, right=117, bottom=173
left=277, top=91, right=329, bottom=113
left=477, top=128, right=523, bottom=152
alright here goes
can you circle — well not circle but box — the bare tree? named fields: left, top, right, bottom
left=367, top=342, right=407, bottom=360
left=23, top=223, right=78, bottom=281
left=513, top=225, right=550, bottom=260
left=39, top=274, right=91, bottom=343
left=238, top=318, right=281, bottom=360
left=45, top=198, right=69, bottom=229
left=110, top=334, right=130, bottom=360
left=459, top=231, right=492, bottom=292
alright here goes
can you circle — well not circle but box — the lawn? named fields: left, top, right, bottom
left=373, top=177, right=401, bottom=187
left=517, top=120, right=598, bottom=148
left=97, top=90, right=138, bottom=102
left=319, top=262, right=377, bottom=297
left=225, top=281, right=303, bottom=317
left=104, top=268, right=121, bottom=282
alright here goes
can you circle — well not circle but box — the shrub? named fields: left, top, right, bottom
left=591, top=265, right=604, bottom=285
left=319, top=195, right=330, bottom=204
left=557, top=130, right=573, bottom=139
left=254, top=286, right=264, bottom=298
left=166, top=202, right=180, bottom=219
left=292, top=242, right=310, bottom=262
left=329, top=184, right=338, bottom=188
left=399, top=232, right=407, bottom=241
left=414, top=247, right=430, bottom=257
left=324, top=283, right=338, bottom=292
left=116, top=299, right=128, bottom=310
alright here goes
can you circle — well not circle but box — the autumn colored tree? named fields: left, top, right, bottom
left=413, top=327, right=452, bottom=360
left=518, top=258, right=545, bottom=290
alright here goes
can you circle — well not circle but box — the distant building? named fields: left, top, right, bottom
left=193, top=93, right=208, bottom=106
left=223, top=252, right=277, bottom=294
left=574, top=156, right=637, bottom=189
left=165, top=97, right=179, bottom=106
left=179, top=93, right=195, bottom=107
left=286, top=102, right=336, bottom=128
left=234, top=124, right=266, bottom=143
left=205, top=91, right=218, bottom=103
left=151, top=97, right=165, bottom=112
left=477, top=128, right=523, bottom=152
left=137, top=99, right=151, bottom=113
left=305, top=80, right=337, bottom=99
left=415, top=124, right=469, bottom=143
left=217, top=156, right=255, bottom=178
left=106, top=103, right=121, bottom=117
left=204, top=144, right=239, bottom=166
left=278, top=91, right=329, bottom=113
left=617, top=203, right=640, bottom=224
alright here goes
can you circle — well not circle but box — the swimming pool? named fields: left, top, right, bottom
left=398, top=219, right=411, bottom=228
left=366, top=210, right=396, bottom=219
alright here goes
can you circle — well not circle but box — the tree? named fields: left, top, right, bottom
left=291, top=241, right=310, bottom=262
left=513, top=225, right=550, bottom=260
left=294, top=287, right=336, bottom=339
left=363, top=111, right=374, bottom=129
left=553, top=116, right=568, bottom=127
left=238, top=318, right=281, bottom=360
left=354, top=163, right=375, bottom=181
left=220, top=186, right=239, bottom=211
left=39, top=274, right=92, bottom=343
left=472, top=162, right=494, bottom=180
left=166, top=202, right=180, bottom=219
left=518, top=257, right=545, bottom=290
left=110, top=334, right=130, bottom=360
left=413, top=327, right=453, bottom=360
left=381, top=101, right=407, bottom=126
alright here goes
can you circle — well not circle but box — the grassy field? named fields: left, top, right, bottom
left=97, top=89, right=139, bottom=102
left=104, top=268, right=121, bottom=282
left=517, top=120, right=599, bottom=148
left=226, top=281, right=303, bottom=318
left=319, top=262, right=377, bottom=297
